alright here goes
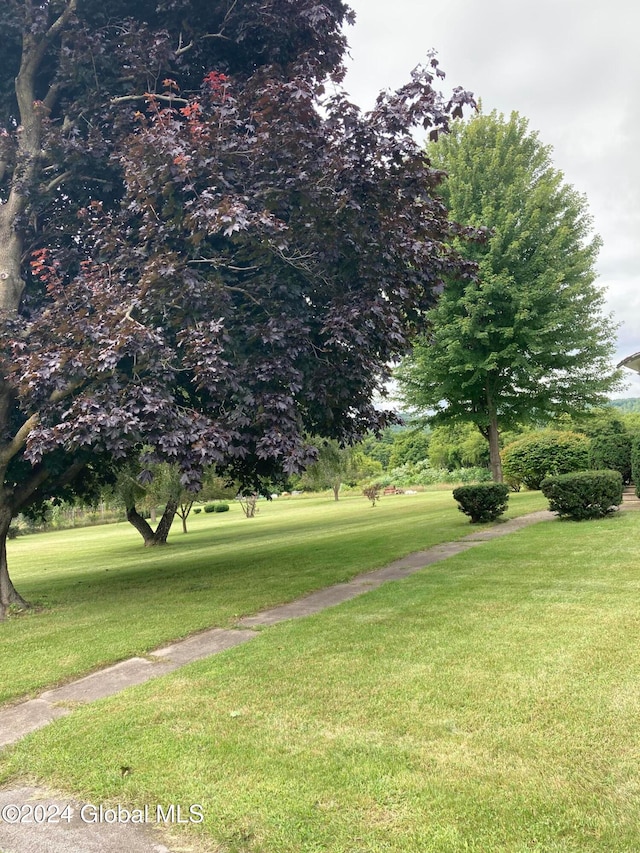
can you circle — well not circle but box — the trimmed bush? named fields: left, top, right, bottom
left=452, top=483, right=509, bottom=524
left=632, top=436, right=640, bottom=498
left=502, top=430, right=590, bottom=490
left=588, top=433, right=632, bottom=483
left=203, top=503, right=216, bottom=513
left=193, top=508, right=202, bottom=514
left=214, top=503, right=230, bottom=513
left=540, top=469, right=623, bottom=520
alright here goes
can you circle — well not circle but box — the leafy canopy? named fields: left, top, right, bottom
left=0, top=1, right=474, bottom=501
left=397, top=111, right=621, bottom=446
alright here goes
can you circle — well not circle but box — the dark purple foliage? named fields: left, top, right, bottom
left=0, top=0, right=474, bottom=612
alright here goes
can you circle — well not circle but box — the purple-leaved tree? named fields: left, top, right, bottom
left=0, top=0, right=474, bottom=617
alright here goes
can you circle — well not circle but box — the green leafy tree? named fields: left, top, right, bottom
left=360, top=428, right=398, bottom=470
left=588, top=434, right=632, bottom=483
left=397, top=111, right=621, bottom=481
left=564, top=406, right=626, bottom=438
left=427, top=423, right=489, bottom=470
left=387, top=429, right=431, bottom=469
left=115, top=461, right=236, bottom=541
left=300, top=441, right=381, bottom=501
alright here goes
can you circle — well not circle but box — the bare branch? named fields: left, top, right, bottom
left=42, top=170, right=72, bottom=195
left=202, top=32, right=231, bottom=42
left=175, top=0, right=237, bottom=54
left=188, top=259, right=260, bottom=272
left=111, top=94, right=188, bottom=106
left=175, top=37, right=194, bottom=57
left=44, top=0, right=79, bottom=49
left=120, top=303, right=147, bottom=329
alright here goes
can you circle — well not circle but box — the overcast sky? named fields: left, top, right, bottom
left=341, top=0, right=640, bottom=397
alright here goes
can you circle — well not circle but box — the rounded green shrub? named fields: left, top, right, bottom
left=214, top=503, right=230, bottom=513
left=203, top=503, right=216, bottom=513
left=452, top=483, right=509, bottom=524
left=502, top=430, right=590, bottom=490
left=540, top=469, right=623, bottom=520
left=193, top=507, right=202, bottom=514
left=588, top=433, right=632, bottom=483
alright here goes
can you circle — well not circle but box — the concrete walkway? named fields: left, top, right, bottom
left=0, top=508, right=554, bottom=853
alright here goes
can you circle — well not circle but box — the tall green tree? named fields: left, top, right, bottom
left=397, top=111, right=621, bottom=481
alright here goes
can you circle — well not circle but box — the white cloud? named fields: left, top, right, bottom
left=343, top=0, right=640, bottom=395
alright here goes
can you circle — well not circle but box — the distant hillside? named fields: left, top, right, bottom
left=609, top=398, right=640, bottom=413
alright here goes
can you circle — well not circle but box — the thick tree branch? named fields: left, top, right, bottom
left=12, top=458, right=85, bottom=513
left=42, top=170, right=72, bottom=195
left=49, top=378, right=86, bottom=404
left=10, top=464, right=50, bottom=511
left=0, top=413, right=39, bottom=467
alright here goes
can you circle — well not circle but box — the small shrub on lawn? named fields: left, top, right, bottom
left=541, top=470, right=623, bottom=520
left=362, top=483, right=382, bottom=506
left=203, top=504, right=216, bottom=513
left=214, top=503, right=230, bottom=513
left=452, top=483, right=509, bottom=523
left=502, top=430, right=590, bottom=490
left=193, top=507, right=202, bottom=514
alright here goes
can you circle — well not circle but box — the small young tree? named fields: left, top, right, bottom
left=237, top=494, right=259, bottom=519
left=300, top=441, right=382, bottom=500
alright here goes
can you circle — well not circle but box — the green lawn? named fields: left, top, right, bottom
left=2, top=503, right=640, bottom=851
left=1, top=489, right=545, bottom=704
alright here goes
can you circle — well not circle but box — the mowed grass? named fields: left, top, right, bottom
left=0, top=490, right=546, bottom=704
left=2, top=510, right=640, bottom=852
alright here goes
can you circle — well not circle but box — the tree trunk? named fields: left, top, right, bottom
left=0, top=505, right=29, bottom=620
left=126, top=498, right=179, bottom=545
left=332, top=481, right=341, bottom=501
left=487, top=410, right=503, bottom=483
left=177, top=501, right=193, bottom=533
left=484, top=384, right=503, bottom=483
